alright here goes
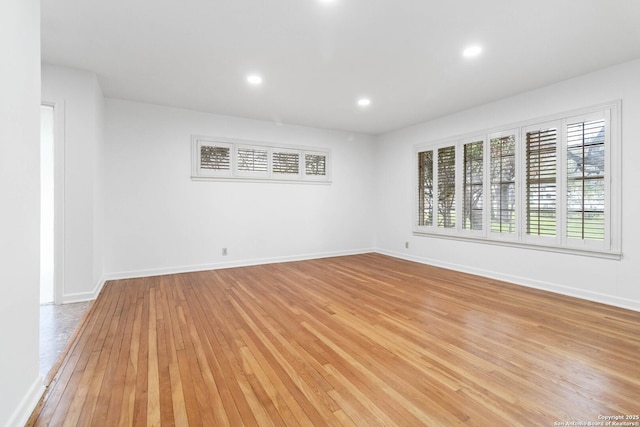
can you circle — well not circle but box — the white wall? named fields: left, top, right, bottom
left=0, top=1, right=43, bottom=425
left=42, top=64, right=105, bottom=302
left=104, top=99, right=375, bottom=277
left=375, top=58, right=640, bottom=311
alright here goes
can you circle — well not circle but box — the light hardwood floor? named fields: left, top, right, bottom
left=28, top=254, right=640, bottom=426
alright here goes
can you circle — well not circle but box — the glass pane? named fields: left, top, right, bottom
left=438, top=146, right=456, bottom=228
left=305, top=154, right=326, bottom=176
left=566, top=120, right=605, bottom=240
left=272, top=152, right=300, bottom=174
left=490, top=135, right=516, bottom=233
left=237, top=147, right=268, bottom=172
left=526, top=128, right=557, bottom=236
left=463, top=141, right=483, bottom=230
left=200, top=145, right=230, bottom=170
left=418, top=151, right=434, bottom=226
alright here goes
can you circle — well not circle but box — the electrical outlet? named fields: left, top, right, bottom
left=222, top=248, right=228, bottom=256
left=405, top=241, right=409, bottom=249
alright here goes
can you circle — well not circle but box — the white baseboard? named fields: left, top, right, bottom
left=61, top=276, right=106, bottom=304
left=3, top=377, right=44, bottom=427
left=376, top=249, right=640, bottom=313
left=64, top=248, right=640, bottom=313
left=103, top=248, right=375, bottom=282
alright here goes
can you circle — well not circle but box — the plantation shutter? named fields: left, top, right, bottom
left=489, top=135, right=516, bottom=234
left=417, top=150, right=434, bottom=226
left=272, top=151, right=300, bottom=175
left=566, top=119, right=606, bottom=241
left=437, top=146, right=456, bottom=228
left=526, top=127, right=557, bottom=236
left=200, top=145, right=230, bottom=171
left=237, top=146, right=268, bottom=173
left=305, top=153, right=327, bottom=176
left=463, top=141, right=483, bottom=230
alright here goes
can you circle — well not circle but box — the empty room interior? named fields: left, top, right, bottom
left=2, top=0, right=640, bottom=426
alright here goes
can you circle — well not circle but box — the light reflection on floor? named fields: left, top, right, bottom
left=39, top=301, right=92, bottom=378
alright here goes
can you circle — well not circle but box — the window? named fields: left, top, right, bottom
left=237, top=146, right=268, bottom=175
left=490, top=133, right=517, bottom=234
left=437, top=146, right=456, bottom=228
left=414, top=102, right=620, bottom=258
left=525, top=125, right=558, bottom=237
left=463, top=140, right=483, bottom=231
left=192, top=136, right=331, bottom=183
left=305, top=153, right=327, bottom=177
left=272, top=151, right=301, bottom=176
left=201, top=145, right=231, bottom=171
left=417, top=150, right=434, bottom=227
left=195, top=141, right=233, bottom=177
left=566, top=117, right=606, bottom=241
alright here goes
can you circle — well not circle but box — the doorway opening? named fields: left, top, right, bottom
left=40, top=105, right=54, bottom=304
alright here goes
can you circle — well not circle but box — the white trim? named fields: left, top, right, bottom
left=42, top=99, right=66, bottom=306
left=375, top=249, right=639, bottom=313
left=60, top=276, right=106, bottom=304
left=191, top=176, right=331, bottom=185
left=412, top=230, right=621, bottom=260
left=3, top=377, right=45, bottom=427
left=103, top=249, right=374, bottom=281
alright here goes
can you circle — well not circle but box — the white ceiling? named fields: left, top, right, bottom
left=41, top=0, right=640, bottom=135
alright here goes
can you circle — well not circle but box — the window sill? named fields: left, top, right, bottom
left=191, top=176, right=332, bottom=185
left=412, top=230, right=622, bottom=260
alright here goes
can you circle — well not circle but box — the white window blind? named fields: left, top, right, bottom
left=305, top=153, right=327, bottom=176
left=463, top=140, right=483, bottom=231
left=200, top=145, right=231, bottom=171
left=437, top=146, right=456, bottom=228
left=272, top=151, right=300, bottom=175
left=566, top=119, right=606, bottom=241
left=417, top=150, right=434, bottom=227
left=490, top=134, right=516, bottom=234
left=526, top=127, right=557, bottom=237
left=237, top=146, right=268, bottom=174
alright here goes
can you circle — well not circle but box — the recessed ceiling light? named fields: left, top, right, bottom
left=462, top=45, right=482, bottom=58
left=247, top=74, right=263, bottom=85
left=357, top=98, right=371, bottom=107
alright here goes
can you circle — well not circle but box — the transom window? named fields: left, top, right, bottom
left=192, top=136, right=330, bottom=183
left=414, top=103, right=620, bottom=258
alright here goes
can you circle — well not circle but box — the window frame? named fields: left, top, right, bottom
left=304, top=151, right=330, bottom=181
left=195, top=140, right=233, bottom=178
left=562, top=110, right=611, bottom=252
left=191, top=136, right=331, bottom=184
left=271, top=148, right=303, bottom=180
left=436, top=144, right=457, bottom=231
left=413, top=101, right=621, bottom=259
left=488, top=129, right=520, bottom=242
left=521, top=120, right=561, bottom=247
left=235, top=144, right=270, bottom=178
left=458, top=136, right=486, bottom=238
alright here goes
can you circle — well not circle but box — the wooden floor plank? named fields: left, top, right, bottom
left=29, top=253, right=640, bottom=426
